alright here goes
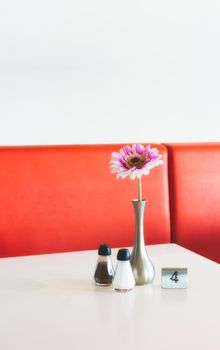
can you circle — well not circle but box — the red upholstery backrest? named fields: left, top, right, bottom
left=0, top=144, right=170, bottom=257
left=166, top=143, right=220, bottom=263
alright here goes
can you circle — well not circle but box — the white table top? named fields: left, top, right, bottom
left=0, top=243, right=219, bottom=350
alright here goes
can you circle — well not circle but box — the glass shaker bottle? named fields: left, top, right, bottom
left=94, top=244, right=114, bottom=286
left=113, top=248, right=135, bottom=292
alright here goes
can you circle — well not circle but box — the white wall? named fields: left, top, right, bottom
left=0, top=0, right=220, bottom=145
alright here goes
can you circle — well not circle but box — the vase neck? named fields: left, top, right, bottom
left=132, top=199, right=146, bottom=250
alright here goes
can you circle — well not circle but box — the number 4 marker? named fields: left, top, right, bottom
left=161, top=268, right=188, bottom=288
left=170, top=271, right=179, bottom=283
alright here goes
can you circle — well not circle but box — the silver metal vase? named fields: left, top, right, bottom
left=130, top=199, right=155, bottom=285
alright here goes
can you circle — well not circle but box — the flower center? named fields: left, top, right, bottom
left=127, top=155, right=146, bottom=168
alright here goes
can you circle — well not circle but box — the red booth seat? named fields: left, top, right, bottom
left=0, top=144, right=170, bottom=258
left=166, top=143, right=220, bottom=263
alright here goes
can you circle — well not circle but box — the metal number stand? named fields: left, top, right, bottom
left=161, top=268, right=188, bottom=288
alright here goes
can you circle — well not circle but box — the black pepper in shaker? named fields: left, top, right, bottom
left=94, top=244, right=114, bottom=286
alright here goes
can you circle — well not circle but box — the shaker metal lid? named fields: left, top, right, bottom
left=98, top=244, right=111, bottom=256
left=117, top=248, right=131, bottom=261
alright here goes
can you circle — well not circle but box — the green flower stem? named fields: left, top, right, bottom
left=138, top=178, right=142, bottom=202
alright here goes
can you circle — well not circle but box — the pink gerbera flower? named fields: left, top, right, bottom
left=110, top=144, right=163, bottom=201
left=110, top=144, right=163, bottom=180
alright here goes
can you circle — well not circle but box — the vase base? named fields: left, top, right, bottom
left=135, top=280, right=153, bottom=286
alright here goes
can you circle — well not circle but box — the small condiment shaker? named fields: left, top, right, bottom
left=94, top=244, right=114, bottom=286
left=113, top=248, right=135, bottom=292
